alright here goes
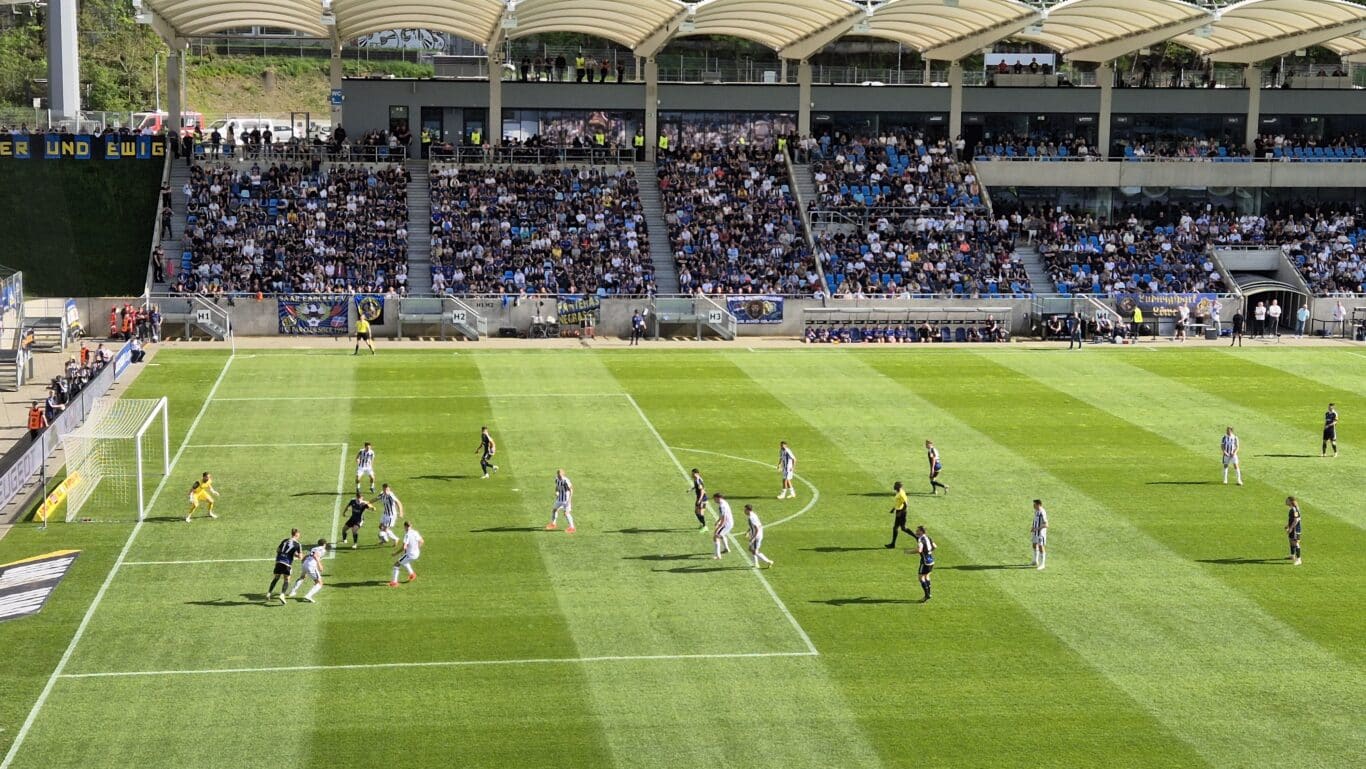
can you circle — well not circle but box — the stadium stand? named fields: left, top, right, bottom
left=973, top=132, right=1099, bottom=160
left=428, top=165, right=654, bottom=295
left=657, top=146, right=816, bottom=295
left=1033, top=208, right=1227, bottom=294
left=1225, top=208, right=1366, bottom=295
left=173, top=162, right=410, bottom=295
left=809, top=132, right=1031, bottom=297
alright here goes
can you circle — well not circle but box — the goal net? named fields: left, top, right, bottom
left=61, top=397, right=170, bottom=522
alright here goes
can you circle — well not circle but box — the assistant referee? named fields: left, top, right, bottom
left=886, top=481, right=914, bottom=549
left=354, top=314, right=375, bottom=355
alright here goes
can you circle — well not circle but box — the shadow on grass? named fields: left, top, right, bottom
left=810, top=597, right=917, bottom=607
left=411, top=474, right=475, bottom=482
left=624, top=553, right=706, bottom=562
left=942, top=563, right=1034, bottom=571
left=186, top=594, right=270, bottom=607
left=1145, top=481, right=1215, bottom=486
left=1196, top=557, right=1288, bottom=566
left=852, top=491, right=935, bottom=498
left=145, top=516, right=191, bottom=523
left=652, top=564, right=749, bottom=573
left=328, top=579, right=392, bottom=589
left=291, top=491, right=345, bottom=497
left=469, top=526, right=543, bottom=533
left=802, top=546, right=885, bottom=553
left=613, top=527, right=689, bottom=534
left=1258, top=454, right=1320, bottom=459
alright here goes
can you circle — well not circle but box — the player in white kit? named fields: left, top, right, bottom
left=546, top=469, right=576, bottom=533
left=1221, top=427, right=1243, bottom=485
left=1031, top=499, right=1048, bottom=570
left=777, top=442, right=797, bottom=500
left=745, top=504, right=774, bottom=568
left=355, top=442, right=376, bottom=495
left=390, top=520, right=423, bottom=586
left=712, top=492, right=734, bottom=559
left=376, top=483, right=404, bottom=544
left=288, top=539, right=328, bottom=602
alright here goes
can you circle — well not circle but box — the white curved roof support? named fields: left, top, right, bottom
left=133, top=1, right=181, bottom=45
left=920, top=12, right=1041, bottom=61
left=1174, top=0, right=1366, bottom=63
left=779, top=2, right=865, bottom=62
left=634, top=6, right=690, bottom=59
left=861, top=0, right=1039, bottom=61
left=1018, top=0, right=1209, bottom=59
left=333, top=0, right=504, bottom=47
left=1065, top=13, right=1215, bottom=62
left=686, top=0, right=858, bottom=51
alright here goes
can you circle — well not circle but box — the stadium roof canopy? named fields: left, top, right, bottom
left=133, top=0, right=1366, bottom=64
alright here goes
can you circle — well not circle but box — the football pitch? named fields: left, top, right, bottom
left=1, top=345, right=1363, bottom=769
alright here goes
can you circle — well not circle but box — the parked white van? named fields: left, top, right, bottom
left=207, top=117, right=294, bottom=142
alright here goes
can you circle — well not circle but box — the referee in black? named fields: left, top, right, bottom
left=886, top=481, right=914, bottom=549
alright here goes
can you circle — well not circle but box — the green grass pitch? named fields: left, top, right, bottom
left=1, top=346, right=1363, bottom=769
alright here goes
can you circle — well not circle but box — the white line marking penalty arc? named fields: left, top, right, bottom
left=669, top=446, right=819, bottom=529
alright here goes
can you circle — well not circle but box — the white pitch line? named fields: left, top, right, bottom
left=123, top=558, right=273, bottom=566
left=1349, top=351, right=1366, bottom=360
left=623, top=393, right=819, bottom=657
left=58, top=650, right=819, bottom=680
left=1, top=354, right=237, bottom=769
left=670, top=446, right=818, bottom=529
left=327, top=442, right=349, bottom=558
left=213, top=393, right=620, bottom=402
left=186, top=442, right=340, bottom=449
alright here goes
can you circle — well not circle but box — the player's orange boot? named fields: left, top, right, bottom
left=387, top=581, right=399, bottom=587
left=545, top=522, right=558, bottom=530
left=407, top=573, right=417, bottom=582
left=566, top=527, right=576, bottom=534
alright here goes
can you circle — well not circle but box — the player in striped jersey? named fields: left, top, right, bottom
left=745, top=504, right=773, bottom=568
left=712, top=492, right=734, bottom=559
left=914, top=526, right=935, bottom=602
left=925, top=440, right=949, bottom=495
left=1031, top=499, right=1048, bottom=570
left=355, top=442, right=376, bottom=495
left=1221, top=427, right=1243, bottom=485
left=1285, top=496, right=1302, bottom=566
left=376, top=483, right=404, bottom=544
left=776, top=441, right=797, bottom=500
left=691, top=468, right=709, bottom=531
left=287, top=539, right=328, bottom=602
left=546, top=469, right=575, bottom=533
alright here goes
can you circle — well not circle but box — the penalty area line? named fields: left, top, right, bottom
left=59, top=650, right=820, bottom=680
left=0, top=353, right=238, bottom=769
left=328, top=442, right=350, bottom=558
left=624, top=393, right=819, bottom=657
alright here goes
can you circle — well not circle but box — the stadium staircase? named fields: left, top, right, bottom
left=635, top=162, right=680, bottom=294
left=405, top=159, right=433, bottom=295
left=1014, top=243, right=1053, bottom=294
left=161, top=161, right=193, bottom=289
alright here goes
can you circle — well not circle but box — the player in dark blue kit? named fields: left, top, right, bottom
left=266, top=528, right=302, bottom=604
left=925, top=440, right=948, bottom=494
left=691, top=468, right=709, bottom=531
left=914, top=525, right=936, bottom=602
left=340, top=493, right=374, bottom=549
left=1285, top=497, right=1302, bottom=566
left=1321, top=403, right=1338, bottom=458
left=478, top=426, right=499, bottom=479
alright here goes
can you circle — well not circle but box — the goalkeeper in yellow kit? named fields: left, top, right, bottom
left=185, top=471, right=219, bottom=521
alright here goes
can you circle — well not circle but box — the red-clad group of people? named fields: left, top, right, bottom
left=108, top=303, right=161, bottom=343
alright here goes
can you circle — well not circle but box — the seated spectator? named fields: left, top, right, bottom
left=429, top=164, right=653, bottom=295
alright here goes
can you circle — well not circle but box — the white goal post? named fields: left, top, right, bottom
left=60, top=397, right=170, bottom=522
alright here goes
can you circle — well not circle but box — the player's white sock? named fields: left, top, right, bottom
left=391, top=567, right=400, bottom=582
left=1039, top=553, right=1046, bottom=568
left=1235, top=469, right=1242, bottom=484
left=714, top=539, right=723, bottom=558
left=1032, top=551, right=1038, bottom=565
left=305, top=583, right=322, bottom=600
left=563, top=512, right=575, bottom=529
left=1222, top=467, right=1229, bottom=483
left=287, top=578, right=303, bottom=597
left=404, top=564, right=415, bottom=576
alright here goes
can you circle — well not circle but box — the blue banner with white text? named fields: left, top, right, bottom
left=0, top=134, right=165, bottom=160
left=279, top=295, right=349, bottom=335
left=1114, top=292, right=1218, bottom=319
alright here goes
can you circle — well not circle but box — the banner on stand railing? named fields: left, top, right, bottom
left=279, top=295, right=349, bottom=335
left=726, top=296, right=784, bottom=324
left=556, top=296, right=600, bottom=325
left=354, top=294, right=385, bottom=325
left=1113, top=293, right=1218, bottom=319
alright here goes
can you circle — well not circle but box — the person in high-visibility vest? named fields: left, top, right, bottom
left=28, top=402, right=47, bottom=442
left=633, top=130, right=645, bottom=160
left=777, top=136, right=788, bottom=154
left=575, top=55, right=586, bottom=83
left=470, top=128, right=482, bottom=147
left=658, top=134, right=670, bottom=154
left=354, top=314, right=375, bottom=355
left=594, top=130, right=606, bottom=147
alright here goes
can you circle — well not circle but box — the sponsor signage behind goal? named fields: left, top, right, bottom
left=0, top=550, right=80, bottom=622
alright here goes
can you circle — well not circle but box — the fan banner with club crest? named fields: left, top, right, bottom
left=354, top=294, right=385, bottom=326
left=278, top=295, right=350, bottom=335
left=726, top=296, right=785, bottom=324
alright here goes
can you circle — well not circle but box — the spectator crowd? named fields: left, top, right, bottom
left=173, top=162, right=410, bottom=295
left=429, top=165, right=653, bottom=295
left=657, top=146, right=816, bottom=295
